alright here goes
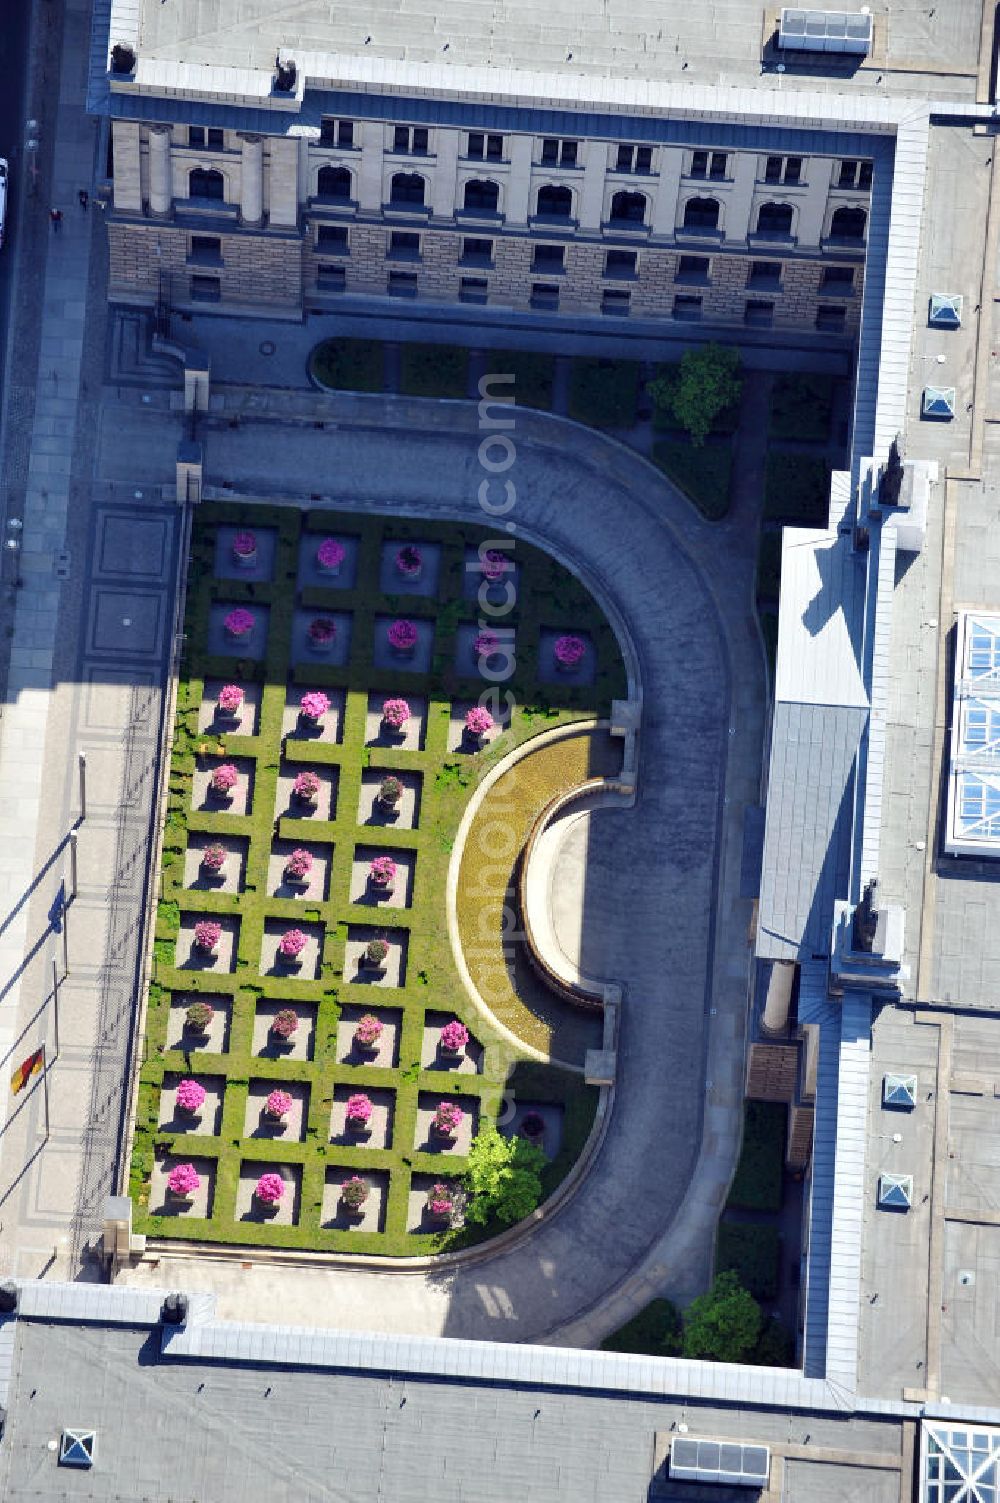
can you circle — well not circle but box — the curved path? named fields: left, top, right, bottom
left=122, top=392, right=766, bottom=1344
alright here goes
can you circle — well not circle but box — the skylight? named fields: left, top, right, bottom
left=946, top=614, right=1000, bottom=855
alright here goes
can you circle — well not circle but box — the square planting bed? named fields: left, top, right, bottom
left=453, top=622, right=517, bottom=682
left=151, top=1154, right=216, bottom=1218
left=330, top=1084, right=395, bottom=1149
left=198, top=679, right=262, bottom=736
left=176, top=914, right=239, bottom=972
left=266, top=840, right=332, bottom=901
left=236, top=1160, right=302, bottom=1225
left=421, top=1012, right=484, bottom=1074
left=357, top=769, right=422, bottom=831
left=372, top=615, right=435, bottom=676
left=446, top=697, right=511, bottom=754
left=282, top=685, right=345, bottom=745
left=415, top=1092, right=478, bottom=1155
left=261, top=920, right=325, bottom=980
left=297, top=531, right=361, bottom=591
left=537, top=627, right=597, bottom=687
left=213, top=525, right=277, bottom=582
left=335, top=1005, right=402, bottom=1068
left=157, top=1072, right=226, bottom=1135
left=345, top=925, right=408, bottom=987
left=364, top=693, right=428, bottom=751
left=500, top=1100, right=565, bottom=1160
left=407, top=1172, right=464, bottom=1233
left=192, top=755, right=255, bottom=817
left=462, top=544, right=519, bottom=604
left=183, top=833, right=249, bottom=894
left=252, top=999, right=318, bottom=1061
left=166, top=994, right=232, bottom=1053
left=322, top=1167, right=389, bottom=1232
left=275, top=759, right=338, bottom=823
left=378, top=539, right=442, bottom=599
left=290, top=609, right=353, bottom=669
left=349, top=845, right=416, bottom=909
left=244, top=1078, right=311, bottom=1143
left=207, top=602, right=271, bottom=662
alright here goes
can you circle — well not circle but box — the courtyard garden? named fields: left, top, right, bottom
left=130, top=503, right=626, bottom=1254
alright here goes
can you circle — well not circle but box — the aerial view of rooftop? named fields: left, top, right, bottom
left=0, top=0, right=998, bottom=1495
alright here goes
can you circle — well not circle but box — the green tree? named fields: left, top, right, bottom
left=648, top=344, right=742, bottom=446
left=463, top=1121, right=546, bottom=1226
left=681, top=1271, right=762, bottom=1362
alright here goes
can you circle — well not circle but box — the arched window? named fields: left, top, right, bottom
left=756, top=202, right=794, bottom=236
left=682, top=197, right=720, bottom=230
left=390, top=172, right=426, bottom=206
left=830, top=205, right=866, bottom=241
left=463, top=179, right=500, bottom=213
left=189, top=167, right=224, bottom=201
left=536, top=184, right=572, bottom=219
left=610, top=190, right=647, bottom=225
left=317, top=165, right=351, bottom=201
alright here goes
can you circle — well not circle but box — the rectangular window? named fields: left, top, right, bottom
left=412, top=127, right=428, bottom=155
left=320, top=118, right=336, bottom=146
left=744, top=298, right=774, bottom=327
left=393, top=126, right=429, bottom=155
left=189, top=274, right=221, bottom=303
left=468, top=132, right=503, bottom=160
left=673, top=293, right=703, bottom=321
left=690, top=150, right=709, bottom=178
left=816, top=303, right=847, bottom=331
left=338, top=120, right=354, bottom=148
left=188, top=126, right=205, bottom=147
left=691, top=150, right=727, bottom=179
left=676, top=254, right=710, bottom=285
left=189, top=234, right=222, bottom=265
left=393, top=125, right=409, bottom=152
left=532, top=243, right=565, bottom=272
left=602, top=289, right=631, bottom=316
left=316, top=263, right=346, bottom=292
left=461, top=237, right=494, bottom=266
left=838, top=158, right=872, bottom=189
left=388, top=269, right=418, bottom=298
left=207, top=127, right=224, bottom=150
left=709, top=151, right=728, bottom=180
left=784, top=156, right=802, bottom=184
left=764, top=154, right=802, bottom=185
left=530, top=282, right=560, bottom=310
left=764, top=155, right=782, bottom=184
left=616, top=144, right=653, bottom=173
left=605, top=248, right=637, bottom=278
left=541, top=138, right=577, bottom=167
left=317, top=224, right=349, bottom=252
left=388, top=230, right=421, bottom=260
left=747, top=260, right=782, bottom=290
left=821, top=265, right=854, bottom=294
left=459, top=276, right=489, bottom=304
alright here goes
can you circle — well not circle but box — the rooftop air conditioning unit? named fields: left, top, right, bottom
left=778, top=8, right=873, bottom=56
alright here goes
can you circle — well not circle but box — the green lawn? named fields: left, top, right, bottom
left=131, top=505, right=626, bottom=1256
left=652, top=439, right=732, bottom=521
left=400, top=342, right=470, bottom=399
left=769, top=372, right=836, bottom=443
left=715, top=1220, right=781, bottom=1301
left=491, top=349, right=556, bottom=411
left=599, top=1297, right=681, bottom=1356
left=763, top=452, right=832, bottom=526
left=308, top=338, right=384, bottom=393
left=568, top=357, right=641, bottom=429
left=727, top=1101, right=786, bottom=1213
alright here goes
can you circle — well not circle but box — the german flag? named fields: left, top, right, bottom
left=10, top=1046, right=44, bottom=1096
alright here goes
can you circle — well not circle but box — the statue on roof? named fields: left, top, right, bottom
left=852, top=878, right=880, bottom=953
left=880, top=434, right=904, bottom=507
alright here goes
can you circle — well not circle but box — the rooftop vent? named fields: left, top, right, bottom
left=877, top=1171, right=913, bottom=1210
left=670, top=1437, right=770, bottom=1487
left=922, top=386, right=955, bottom=420
left=882, top=1072, right=917, bottom=1109
left=928, top=293, right=963, bottom=329
left=778, top=8, right=873, bottom=55
left=59, top=1430, right=96, bottom=1469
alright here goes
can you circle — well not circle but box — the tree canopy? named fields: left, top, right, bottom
left=681, top=1271, right=762, bottom=1362
left=648, top=344, right=742, bottom=446
left=463, top=1121, right=547, bottom=1226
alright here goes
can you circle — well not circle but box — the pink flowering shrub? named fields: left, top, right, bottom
left=379, top=775, right=403, bottom=806
left=369, top=855, right=397, bottom=886
left=293, top=769, right=320, bottom=801
left=284, top=848, right=314, bottom=880
left=193, top=920, right=221, bottom=953
left=346, top=1092, right=373, bottom=1125
left=271, top=1008, right=299, bottom=1039
left=300, top=690, right=330, bottom=720
left=201, top=842, right=226, bottom=872
left=433, top=1101, right=463, bottom=1136
left=232, top=529, right=257, bottom=558
left=210, top=762, right=238, bottom=794
left=427, top=1182, right=454, bottom=1217
left=387, top=618, right=418, bottom=651
left=439, top=1020, right=469, bottom=1053
left=223, top=607, right=255, bottom=637
left=185, top=1000, right=214, bottom=1032
left=473, top=630, right=499, bottom=658
left=307, top=616, right=337, bottom=645
left=365, top=938, right=389, bottom=965
left=175, top=1078, right=206, bottom=1113
left=265, top=1089, right=293, bottom=1118
left=395, top=544, right=423, bottom=576
left=354, top=1013, right=383, bottom=1047
left=168, top=1162, right=201, bottom=1197
left=254, top=1172, right=285, bottom=1204
left=278, top=928, right=308, bottom=960
left=482, top=548, right=509, bottom=582
left=464, top=706, right=494, bottom=737
left=341, top=1175, right=369, bottom=1209
left=382, top=697, right=410, bottom=730
left=316, top=537, right=346, bottom=570
left=554, top=633, right=586, bottom=668
left=218, top=683, right=243, bottom=713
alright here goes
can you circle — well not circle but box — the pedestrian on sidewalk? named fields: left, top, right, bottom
left=77, top=189, right=89, bottom=210
left=49, top=207, right=62, bottom=232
